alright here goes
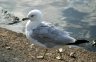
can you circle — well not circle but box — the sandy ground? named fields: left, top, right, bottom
left=0, top=27, right=96, bottom=62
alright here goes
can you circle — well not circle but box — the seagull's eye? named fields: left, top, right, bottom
left=31, top=15, right=34, bottom=17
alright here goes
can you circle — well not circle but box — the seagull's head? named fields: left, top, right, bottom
left=23, top=9, right=43, bottom=21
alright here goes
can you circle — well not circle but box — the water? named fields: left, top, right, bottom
left=0, top=0, right=96, bottom=51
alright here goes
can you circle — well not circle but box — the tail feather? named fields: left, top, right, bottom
left=66, top=39, right=89, bottom=45
left=67, top=40, right=96, bottom=52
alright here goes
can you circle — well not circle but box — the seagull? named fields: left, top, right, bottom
left=22, top=9, right=90, bottom=58
left=23, top=9, right=89, bottom=48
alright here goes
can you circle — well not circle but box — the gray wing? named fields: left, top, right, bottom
left=31, top=24, right=76, bottom=47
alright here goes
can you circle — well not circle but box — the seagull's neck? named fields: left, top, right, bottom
left=26, top=20, right=41, bottom=31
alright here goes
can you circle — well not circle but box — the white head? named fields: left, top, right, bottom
left=25, top=9, right=43, bottom=30
left=27, top=9, right=43, bottom=22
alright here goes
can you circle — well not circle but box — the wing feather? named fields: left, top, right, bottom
left=30, top=23, right=75, bottom=46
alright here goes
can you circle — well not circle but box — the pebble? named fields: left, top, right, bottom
left=46, top=53, right=52, bottom=55
left=70, top=52, right=76, bottom=58
left=13, top=57, right=19, bottom=61
left=29, top=44, right=34, bottom=48
left=58, top=48, right=63, bottom=53
left=37, top=56, right=44, bottom=59
left=56, top=56, right=62, bottom=60
left=6, top=46, right=12, bottom=50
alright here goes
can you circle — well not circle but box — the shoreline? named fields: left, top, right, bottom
left=0, top=27, right=96, bottom=62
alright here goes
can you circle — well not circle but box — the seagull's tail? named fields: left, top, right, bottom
left=67, top=39, right=89, bottom=45
left=67, top=40, right=96, bottom=52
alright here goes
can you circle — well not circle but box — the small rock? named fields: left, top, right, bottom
left=58, top=48, right=63, bottom=53
left=6, top=46, right=12, bottom=50
left=56, top=56, right=62, bottom=60
left=70, top=52, right=76, bottom=58
left=13, top=57, right=19, bottom=61
left=26, top=43, right=29, bottom=45
left=70, top=52, right=74, bottom=56
left=29, top=44, right=34, bottom=48
left=37, top=56, right=44, bottom=59
left=46, top=53, right=52, bottom=55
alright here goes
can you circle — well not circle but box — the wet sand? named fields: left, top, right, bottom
left=0, top=27, right=96, bottom=62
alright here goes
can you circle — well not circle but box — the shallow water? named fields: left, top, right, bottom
left=0, top=0, right=96, bottom=51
